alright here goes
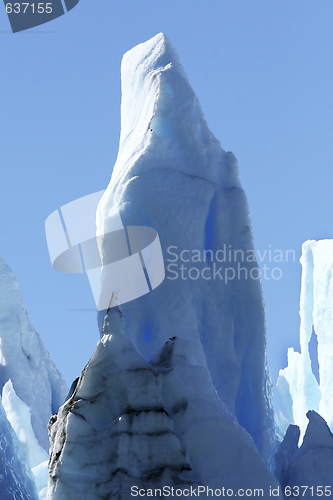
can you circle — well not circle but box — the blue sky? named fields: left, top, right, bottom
left=0, top=0, right=332, bottom=412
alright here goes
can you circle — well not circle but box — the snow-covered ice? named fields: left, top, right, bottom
left=278, top=240, right=333, bottom=437
left=0, top=255, right=68, bottom=451
left=96, top=32, right=277, bottom=459
left=2, top=380, right=49, bottom=469
left=0, top=392, right=38, bottom=500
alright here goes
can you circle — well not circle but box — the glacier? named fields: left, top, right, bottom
left=0, top=255, right=68, bottom=498
left=96, top=32, right=277, bottom=458
left=0, top=255, right=68, bottom=452
left=7, top=25, right=333, bottom=500
left=46, top=33, right=282, bottom=499
left=278, top=239, right=333, bottom=437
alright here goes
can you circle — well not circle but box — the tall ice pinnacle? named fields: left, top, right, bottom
left=278, top=240, right=333, bottom=438
left=47, top=34, right=282, bottom=500
left=96, top=33, right=276, bottom=458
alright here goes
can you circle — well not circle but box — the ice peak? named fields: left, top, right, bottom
left=101, top=291, right=125, bottom=336
left=301, top=410, right=333, bottom=452
left=106, top=33, right=240, bottom=205
left=122, top=33, right=182, bottom=76
left=108, top=290, right=121, bottom=308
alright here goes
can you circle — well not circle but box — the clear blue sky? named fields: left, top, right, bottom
left=0, top=0, right=332, bottom=412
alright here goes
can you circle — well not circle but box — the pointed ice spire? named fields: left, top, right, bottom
left=96, top=33, right=276, bottom=459
left=274, top=424, right=300, bottom=487
left=274, top=411, right=333, bottom=495
left=97, top=32, right=242, bottom=227
left=278, top=240, right=333, bottom=438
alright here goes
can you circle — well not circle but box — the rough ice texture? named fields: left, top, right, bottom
left=0, top=393, right=38, bottom=500
left=47, top=310, right=281, bottom=499
left=2, top=380, right=49, bottom=469
left=96, top=32, right=276, bottom=459
left=0, top=255, right=68, bottom=451
left=278, top=240, right=333, bottom=437
left=274, top=411, right=333, bottom=499
left=32, top=461, right=48, bottom=500
left=274, top=424, right=300, bottom=489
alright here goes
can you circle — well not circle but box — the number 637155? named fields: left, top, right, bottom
left=5, top=3, right=53, bottom=14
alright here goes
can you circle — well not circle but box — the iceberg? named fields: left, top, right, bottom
left=96, top=32, right=277, bottom=459
left=278, top=240, right=333, bottom=437
left=0, top=255, right=68, bottom=452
